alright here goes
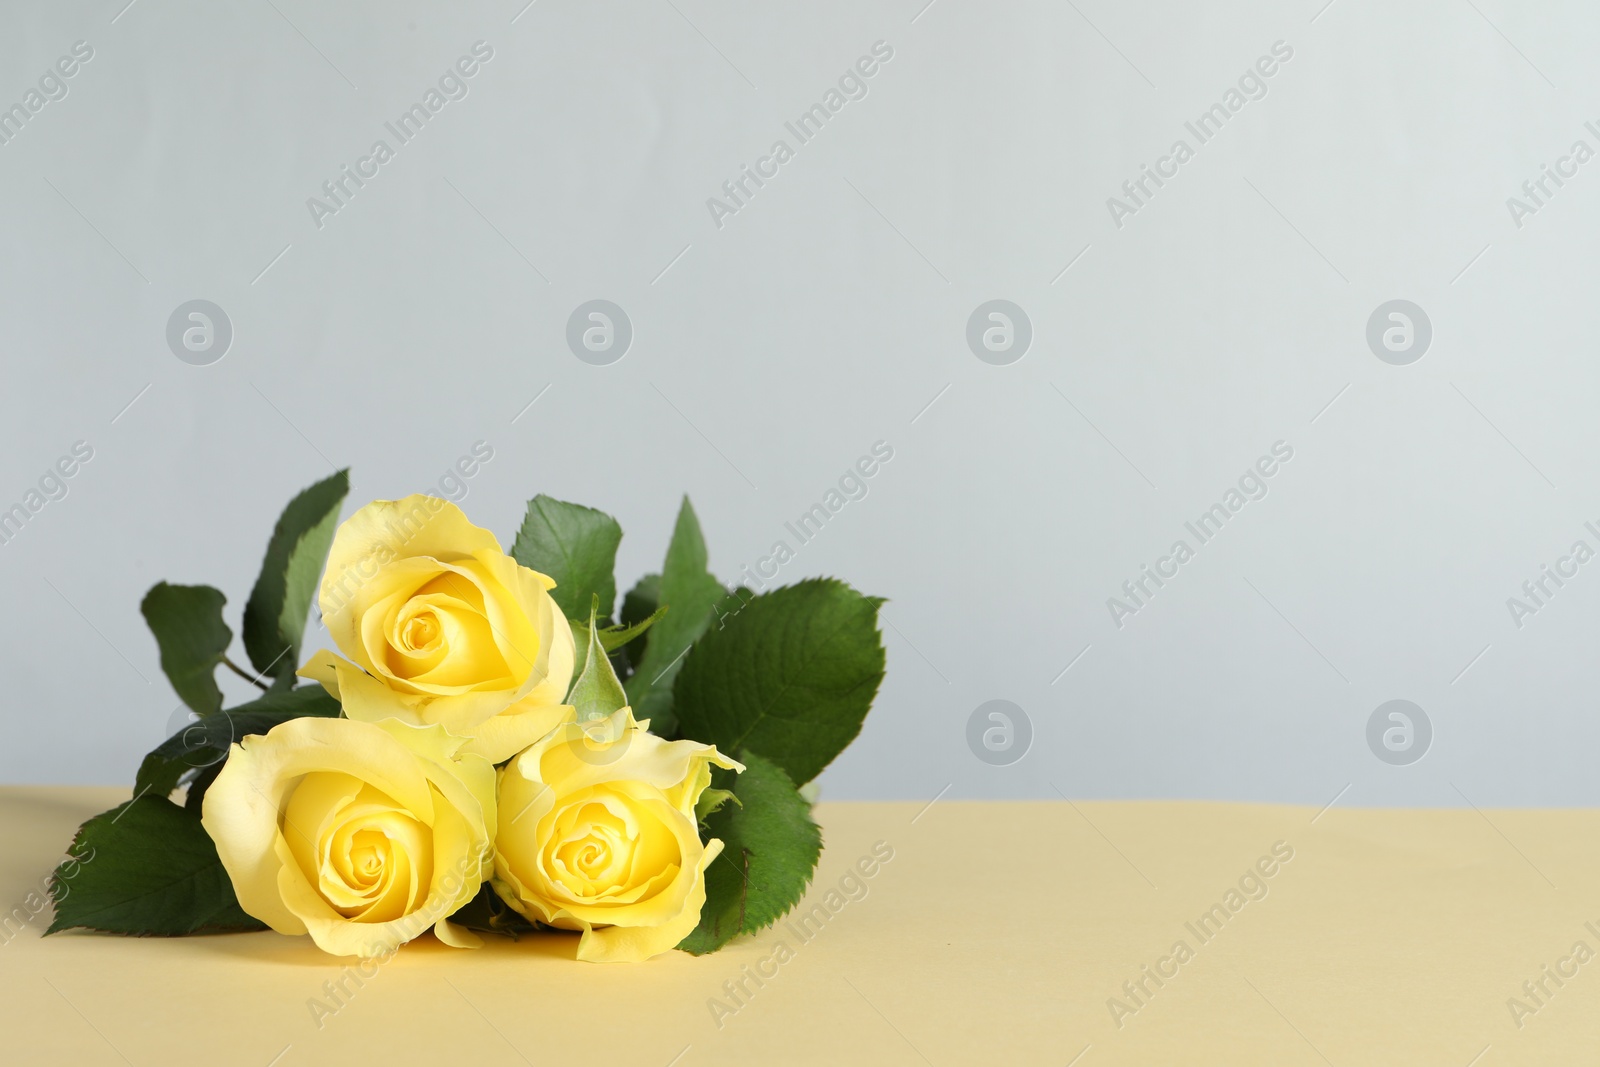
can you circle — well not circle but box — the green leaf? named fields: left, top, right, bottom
left=140, top=583, right=233, bottom=716
left=183, top=762, right=224, bottom=815
left=673, top=578, right=886, bottom=786
left=448, top=883, right=540, bottom=939
left=46, top=796, right=266, bottom=936
left=243, top=469, right=349, bottom=680
left=624, top=498, right=724, bottom=736
left=619, top=572, right=661, bottom=663
left=679, top=753, right=821, bottom=955
left=569, top=608, right=667, bottom=679
left=566, top=599, right=629, bottom=723
left=695, top=786, right=738, bottom=824
left=708, top=585, right=757, bottom=631
left=510, top=495, right=624, bottom=622
left=136, top=685, right=341, bottom=801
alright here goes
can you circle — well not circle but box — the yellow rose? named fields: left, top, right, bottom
left=492, top=708, right=742, bottom=962
left=300, top=495, right=576, bottom=763
left=201, top=715, right=494, bottom=957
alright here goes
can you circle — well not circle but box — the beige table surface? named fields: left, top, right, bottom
left=4, top=786, right=1600, bottom=1065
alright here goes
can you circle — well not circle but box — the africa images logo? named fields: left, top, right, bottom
left=1106, top=441, right=1294, bottom=628
left=305, top=42, right=495, bottom=230
left=704, top=41, right=895, bottom=229
left=1105, top=40, right=1294, bottom=229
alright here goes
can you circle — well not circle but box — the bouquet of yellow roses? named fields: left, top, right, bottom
left=47, top=473, right=884, bottom=963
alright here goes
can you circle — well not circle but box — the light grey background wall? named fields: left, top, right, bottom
left=3, top=0, right=1596, bottom=806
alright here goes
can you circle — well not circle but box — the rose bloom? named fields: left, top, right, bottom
left=201, top=716, right=495, bottom=957
left=493, top=708, right=741, bottom=962
left=301, top=495, right=575, bottom=763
